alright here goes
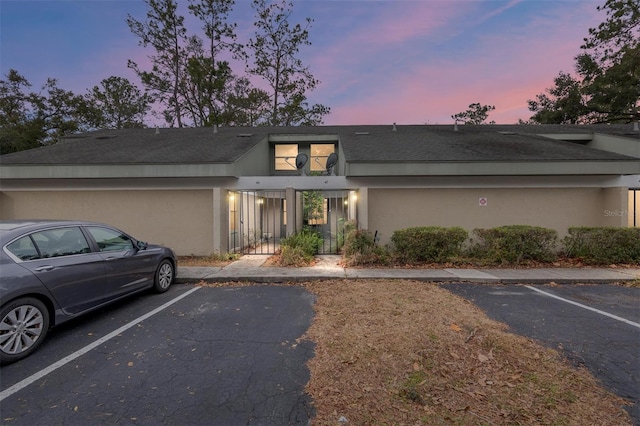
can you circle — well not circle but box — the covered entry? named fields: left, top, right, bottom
left=229, top=189, right=357, bottom=255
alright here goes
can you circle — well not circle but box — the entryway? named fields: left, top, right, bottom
left=229, top=190, right=356, bottom=255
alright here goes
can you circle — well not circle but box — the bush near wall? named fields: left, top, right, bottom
left=564, top=227, right=640, bottom=264
left=390, top=226, right=468, bottom=263
left=279, top=228, right=323, bottom=265
left=342, top=228, right=389, bottom=266
left=470, top=225, right=558, bottom=264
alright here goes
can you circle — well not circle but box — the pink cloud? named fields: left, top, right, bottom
left=317, top=0, right=603, bottom=125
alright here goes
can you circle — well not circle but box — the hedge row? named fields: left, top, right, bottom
left=342, top=225, right=640, bottom=265
left=391, top=226, right=468, bottom=263
left=470, top=225, right=558, bottom=264
left=564, top=227, right=640, bottom=264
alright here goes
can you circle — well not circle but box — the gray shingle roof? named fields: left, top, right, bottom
left=0, top=124, right=637, bottom=165
left=0, top=127, right=271, bottom=164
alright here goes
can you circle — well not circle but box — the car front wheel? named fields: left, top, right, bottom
left=0, top=297, right=50, bottom=364
left=153, top=259, right=174, bottom=293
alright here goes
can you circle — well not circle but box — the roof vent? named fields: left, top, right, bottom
left=354, top=132, right=369, bottom=136
left=454, top=120, right=459, bottom=132
left=498, top=131, right=517, bottom=135
left=95, top=135, right=117, bottom=140
left=237, top=133, right=253, bottom=137
left=155, top=127, right=160, bottom=135
left=392, top=122, right=397, bottom=132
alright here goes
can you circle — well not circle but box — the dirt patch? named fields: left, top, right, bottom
left=300, top=279, right=633, bottom=425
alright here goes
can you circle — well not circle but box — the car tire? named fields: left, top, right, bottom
left=153, top=259, right=174, bottom=293
left=0, top=297, right=50, bottom=364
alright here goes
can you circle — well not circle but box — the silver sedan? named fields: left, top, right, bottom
left=0, top=220, right=177, bottom=364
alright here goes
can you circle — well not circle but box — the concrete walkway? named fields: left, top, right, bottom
left=176, top=255, right=640, bottom=284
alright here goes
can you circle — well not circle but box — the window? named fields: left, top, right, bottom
left=274, top=144, right=298, bottom=171
left=310, top=144, right=335, bottom=172
left=87, top=227, right=134, bottom=252
left=6, top=236, right=40, bottom=261
left=29, top=227, right=90, bottom=258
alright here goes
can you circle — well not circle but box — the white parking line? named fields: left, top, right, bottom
left=525, top=285, right=640, bottom=329
left=0, top=286, right=201, bottom=403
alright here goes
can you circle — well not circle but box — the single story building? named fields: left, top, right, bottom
left=1, top=124, right=639, bottom=255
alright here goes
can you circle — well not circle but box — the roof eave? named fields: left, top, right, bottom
left=345, top=160, right=640, bottom=177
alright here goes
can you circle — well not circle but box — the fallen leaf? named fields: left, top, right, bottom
left=127, top=361, right=134, bottom=367
left=450, top=324, right=462, bottom=332
left=478, top=353, right=489, bottom=363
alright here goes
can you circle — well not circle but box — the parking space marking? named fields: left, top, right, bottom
left=0, top=286, right=201, bottom=403
left=524, top=285, right=640, bottom=329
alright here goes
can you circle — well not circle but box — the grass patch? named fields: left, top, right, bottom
left=301, top=280, right=633, bottom=425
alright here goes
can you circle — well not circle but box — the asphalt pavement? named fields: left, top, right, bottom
left=2, top=256, right=638, bottom=425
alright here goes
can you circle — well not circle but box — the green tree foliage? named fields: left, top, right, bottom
left=577, top=0, right=639, bottom=122
left=527, top=72, right=589, bottom=124
left=127, top=0, right=188, bottom=127
left=85, top=76, right=151, bottom=129
left=246, top=0, right=329, bottom=126
left=529, top=0, right=639, bottom=124
left=182, top=0, right=244, bottom=126
left=451, top=103, right=496, bottom=125
left=127, top=0, right=280, bottom=127
left=302, top=190, right=325, bottom=224
left=0, top=69, right=88, bottom=154
left=221, top=76, right=271, bottom=126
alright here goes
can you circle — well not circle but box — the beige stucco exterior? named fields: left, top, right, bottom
left=0, top=189, right=218, bottom=255
left=0, top=183, right=635, bottom=255
left=365, top=187, right=628, bottom=246
left=1, top=126, right=638, bottom=255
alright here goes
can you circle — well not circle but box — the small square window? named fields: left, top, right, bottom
left=310, top=144, right=335, bottom=171
left=275, top=144, right=299, bottom=171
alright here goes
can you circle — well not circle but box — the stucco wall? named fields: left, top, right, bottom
left=0, top=190, right=215, bottom=255
left=366, top=187, right=627, bottom=245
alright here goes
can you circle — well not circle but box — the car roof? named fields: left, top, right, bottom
left=0, top=220, right=111, bottom=244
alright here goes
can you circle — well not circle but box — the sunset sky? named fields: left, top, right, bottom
left=1, top=0, right=605, bottom=125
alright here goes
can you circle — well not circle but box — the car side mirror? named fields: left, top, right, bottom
left=136, top=241, right=148, bottom=250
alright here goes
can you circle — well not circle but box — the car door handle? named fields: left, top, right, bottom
left=105, top=257, right=118, bottom=261
left=34, top=265, right=55, bottom=272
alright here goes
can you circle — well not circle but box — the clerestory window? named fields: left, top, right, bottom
left=274, top=144, right=299, bottom=171
left=310, top=144, right=335, bottom=172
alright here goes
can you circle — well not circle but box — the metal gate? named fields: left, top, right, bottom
left=229, top=190, right=286, bottom=255
left=301, top=190, right=352, bottom=254
left=229, top=190, right=355, bottom=255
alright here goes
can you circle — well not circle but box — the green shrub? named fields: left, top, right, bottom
left=390, top=226, right=468, bottom=263
left=281, top=227, right=322, bottom=258
left=336, top=219, right=357, bottom=252
left=278, top=245, right=313, bottom=266
left=563, top=227, right=640, bottom=264
left=342, top=228, right=389, bottom=266
left=470, top=225, right=558, bottom=264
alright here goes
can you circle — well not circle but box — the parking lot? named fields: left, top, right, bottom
left=442, top=283, right=640, bottom=424
left=0, top=284, right=316, bottom=425
left=1, top=281, right=638, bottom=425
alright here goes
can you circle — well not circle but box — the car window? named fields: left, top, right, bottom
left=87, top=227, right=134, bottom=252
left=6, top=236, right=40, bottom=261
left=30, top=227, right=91, bottom=258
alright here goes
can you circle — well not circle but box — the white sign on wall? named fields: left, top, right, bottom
left=478, top=197, right=488, bottom=207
